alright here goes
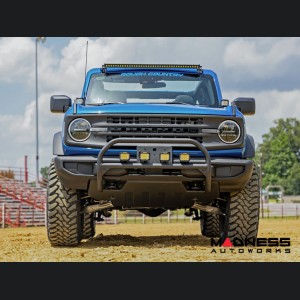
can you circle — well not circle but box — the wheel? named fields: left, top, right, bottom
left=200, top=211, right=220, bottom=238
left=220, top=163, right=260, bottom=242
left=47, top=160, right=82, bottom=246
left=82, top=212, right=96, bottom=239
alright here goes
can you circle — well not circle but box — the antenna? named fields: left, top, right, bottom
left=84, top=41, right=88, bottom=78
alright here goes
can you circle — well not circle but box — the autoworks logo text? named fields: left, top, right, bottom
left=210, top=237, right=291, bottom=254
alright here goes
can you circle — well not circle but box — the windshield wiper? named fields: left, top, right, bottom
left=166, top=102, right=195, bottom=106
left=87, top=102, right=125, bottom=106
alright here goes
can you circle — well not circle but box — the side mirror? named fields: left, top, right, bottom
left=50, top=95, right=72, bottom=113
left=232, top=97, right=255, bottom=115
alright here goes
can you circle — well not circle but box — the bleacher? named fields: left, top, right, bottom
left=0, top=175, right=46, bottom=227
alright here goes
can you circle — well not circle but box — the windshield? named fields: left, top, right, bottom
left=85, top=72, right=219, bottom=106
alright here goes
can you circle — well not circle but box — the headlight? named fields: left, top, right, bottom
left=68, top=118, right=91, bottom=141
left=218, top=120, right=241, bottom=144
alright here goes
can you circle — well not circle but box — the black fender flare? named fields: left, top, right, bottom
left=243, top=134, right=255, bottom=158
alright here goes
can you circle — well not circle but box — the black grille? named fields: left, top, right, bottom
left=105, top=116, right=203, bottom=143
left=107, top=116, right=203, bottom=125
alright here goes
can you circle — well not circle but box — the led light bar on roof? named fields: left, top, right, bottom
left=103, top=64, right=202, bottom=69
left=102, top=64, right=203, bottom=76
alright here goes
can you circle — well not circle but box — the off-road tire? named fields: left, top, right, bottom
left=82, top=212, right=96, bottom=239
left=47, top=160, right=82, bottom=246
left=220, top=163, right=260, bottom=242
left=200, top=211, right=220, bottom=238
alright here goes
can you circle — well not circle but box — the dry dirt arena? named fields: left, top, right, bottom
left=0, top=219, right=299, bottom=262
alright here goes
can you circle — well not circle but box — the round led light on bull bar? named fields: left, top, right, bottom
left=68, top=118, right=91, bottom=142
left=218, top=120, right=241, bottom=144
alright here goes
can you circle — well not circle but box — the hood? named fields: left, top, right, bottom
left=68, top=103, right=241, bottom=117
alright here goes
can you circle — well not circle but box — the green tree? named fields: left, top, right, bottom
left=281, top=164, right=300, bottom=195
left=256, top=118, right=300, bottom=195
left=40, top=166, right=49, bottom=179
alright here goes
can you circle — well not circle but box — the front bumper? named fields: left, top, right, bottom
left=54, top=138, right=253, bottom=209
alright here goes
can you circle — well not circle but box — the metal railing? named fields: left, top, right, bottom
left=0, top=202, right=46, bottom=228
left=260, top=203, right=300, bottom=218
left=0, top=166, right=36, bottom=183
left=101, top=210, right=195, bottom=225
left=2, top=202, right=300, bottom=228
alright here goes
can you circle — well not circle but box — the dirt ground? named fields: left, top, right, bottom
left=0, top=219, right=299, bottom=262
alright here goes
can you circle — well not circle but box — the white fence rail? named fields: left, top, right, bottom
left=260, top=203, right=300, bottom=218
left=1, top=203, right=300, bottom=228
left=106, top=210, right=194, bottom=225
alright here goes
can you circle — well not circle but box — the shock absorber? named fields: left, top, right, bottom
left=95, top=211, right=104, bottom=222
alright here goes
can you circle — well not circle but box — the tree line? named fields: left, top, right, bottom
left=255, top=118, right=300, bottom=195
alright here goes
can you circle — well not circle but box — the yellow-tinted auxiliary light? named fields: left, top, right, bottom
left=139, top=152, right=150, bottom=161
left=160, top=153, right=170, bottom=162
left=119, top=152, right=130, bottom=162
left=179, top=153, right=190, bottom=163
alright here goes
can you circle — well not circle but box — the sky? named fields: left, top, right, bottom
left=1, top=37, right=300, bottom=179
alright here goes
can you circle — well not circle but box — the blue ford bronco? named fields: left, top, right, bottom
left=47, top=64, right=259, bottom=247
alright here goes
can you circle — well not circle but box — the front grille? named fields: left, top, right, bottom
left=104, top=116, right=204, bottom=142
left=107, top=116, right=203, bottom=125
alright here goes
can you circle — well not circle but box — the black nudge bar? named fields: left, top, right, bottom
left=97, top=138, right=211, bottom=192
